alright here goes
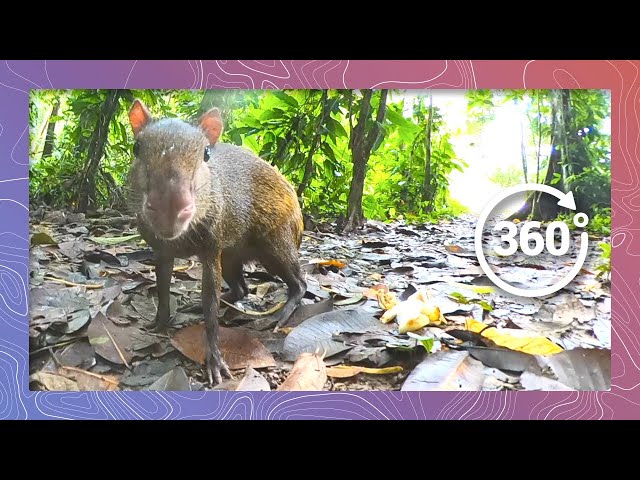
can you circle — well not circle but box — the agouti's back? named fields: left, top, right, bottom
left=206, top=142, right=303, bottom=251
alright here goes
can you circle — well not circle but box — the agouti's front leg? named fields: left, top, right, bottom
left=152, top=253, right=175, bottom=332
left=201, top=251, right=233, bottom=386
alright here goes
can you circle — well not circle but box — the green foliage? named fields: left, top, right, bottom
left=556, top=206, right=609, bottom=241
left=595, top=241, right=611, bottom=280
left=562, top=91, right=611, bottom=210
left=362, top=96, right=466, bottom=222
left=224, top=89, right=351, bottom=215
left=587, top=207, right=611, bottom=236
left=466, top=88, right=611, bottom=218
left=29, top=88, right=610, bottom=229
left=489, top=164, right=526, bottom=187
left=465, top=90, right=496, bottom=133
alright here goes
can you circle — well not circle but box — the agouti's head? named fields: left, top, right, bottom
left=127, top=100, right=223, bottom=240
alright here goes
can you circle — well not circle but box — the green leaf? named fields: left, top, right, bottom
left=449, top=292, right=470, bottom=304
left=260, top=141, right=274, bottom=157
left=242, top=116, right=263, bottom=128
left=407, top=332, right=436, bottom=353
left=447, top=282, right=496, bottom=294
left=272, top=91, right=299, bottom=108
left=321, top=142, right=337, bottom=163
left=31, top=232, right=57, bottom=246
left=119, top=123, right=129, bottom=144
left=230, top=130, right=243, bottom=146
left=243, top=136, right=260, bottom=153
left=260, top=108, right=286, bottom=121
left=476, top=300, right=494, bottom=311
left=89, top=234, right=141, bottom=245
left=331, top=117, right=348, bottom=138
left=385, top=107, right=408, bottom=126
left=229, top=126, right=257, bottom=135
left=264, top=131, right=276, bottom=145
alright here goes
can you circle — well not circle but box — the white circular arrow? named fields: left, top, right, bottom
left=474, top=183, right=589, bottom=298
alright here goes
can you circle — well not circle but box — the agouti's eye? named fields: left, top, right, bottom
left=204, top=146, right=211, bottom=162
left=133, top=141, right=140, bottom=157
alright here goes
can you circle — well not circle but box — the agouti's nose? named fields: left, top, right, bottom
left=177, top=203, right=194, bottom=221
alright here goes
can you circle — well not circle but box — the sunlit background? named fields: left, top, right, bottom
left=397, top=90, right=611, bottom=215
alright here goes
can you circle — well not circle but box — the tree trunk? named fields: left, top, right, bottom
left=76, top=90, right=121, bottom=213
left=520, top=115, right=528, bottom=183
left=509, top=90, right=589, bottom=221
left=41, top=99, right=60, bottom=160
left=297, top=90, right=330, bottom=200
left=535, top=91, right=542, bottom=184
left=422, top=91, right=434, bottom=209
left=343, top=89, right=388, bottom=233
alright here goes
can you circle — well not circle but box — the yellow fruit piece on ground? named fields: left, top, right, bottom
left=377, top=289, right=399, bottom=311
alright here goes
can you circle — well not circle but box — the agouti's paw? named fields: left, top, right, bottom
left=272, top=311, right=293, bottom=329
left=148, top=312, right=175, bottom=333
left=206, top=347, right=233, bottom=386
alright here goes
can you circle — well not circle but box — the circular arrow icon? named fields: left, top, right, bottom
left=474, top=183, right=589, bottom=297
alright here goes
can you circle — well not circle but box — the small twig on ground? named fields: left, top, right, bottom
left=44, top=275, right=103, bottom=289
left=49, top=350, right=62, bottom=368
left=30, top=339, right=79, bottom=355
left=140, top=330, right=170, bottom=339
left=173, top=260, right=196, bottom=273
left=101, top=321, right=131, bottom=369
left=59, top=366, right=119, bottom=385
left=303, top=232, right=324, bottom=241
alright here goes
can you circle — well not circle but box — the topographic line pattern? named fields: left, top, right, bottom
left=0, top=60, right=634, bottom=419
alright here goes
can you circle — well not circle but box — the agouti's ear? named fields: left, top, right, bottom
left=129, top=99, right=152, bottom=136
left=199, top=108, right=224, bottom=145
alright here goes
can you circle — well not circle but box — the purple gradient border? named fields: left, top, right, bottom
left=1, top=60, right=632, bottom=420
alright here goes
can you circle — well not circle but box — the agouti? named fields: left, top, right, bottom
left=127, top=100, right=306, bottom=385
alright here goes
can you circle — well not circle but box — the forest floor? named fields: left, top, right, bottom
left=29, top=207, right=611, bottom=392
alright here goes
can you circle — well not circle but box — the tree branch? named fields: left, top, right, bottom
left=364, top=89, right=388, bottom=152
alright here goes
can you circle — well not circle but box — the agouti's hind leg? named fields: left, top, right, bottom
left=260, top=251, right=306, bottom=328
left=220, top=252, right=248, bottom=304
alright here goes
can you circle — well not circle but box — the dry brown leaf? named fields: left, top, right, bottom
left=334, top=293, right=364, bottom=306
left=236, top=367, right=271, bottom=391
left=445, top=244, right=465, bottom=254
left=326, top=365, right=403, bottom=378
left=171, top=324, right=276, bottom=370
left=87, top=312, right=136, bottom=365
left=30, top=371, right=79, bottom=391
left=318, top=259, right=346, bottom=269
left=255, top=282, right=274, bottom=298
left=363, top=283, right=389, bottom=299
left=277, top=352, right=327, bottom=391
left=401, top=351, right=485, bottom=391
left=60, top=366, right=119, bottom=391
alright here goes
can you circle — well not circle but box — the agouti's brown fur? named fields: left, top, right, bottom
left=127, top=100, right=306, bottom=385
